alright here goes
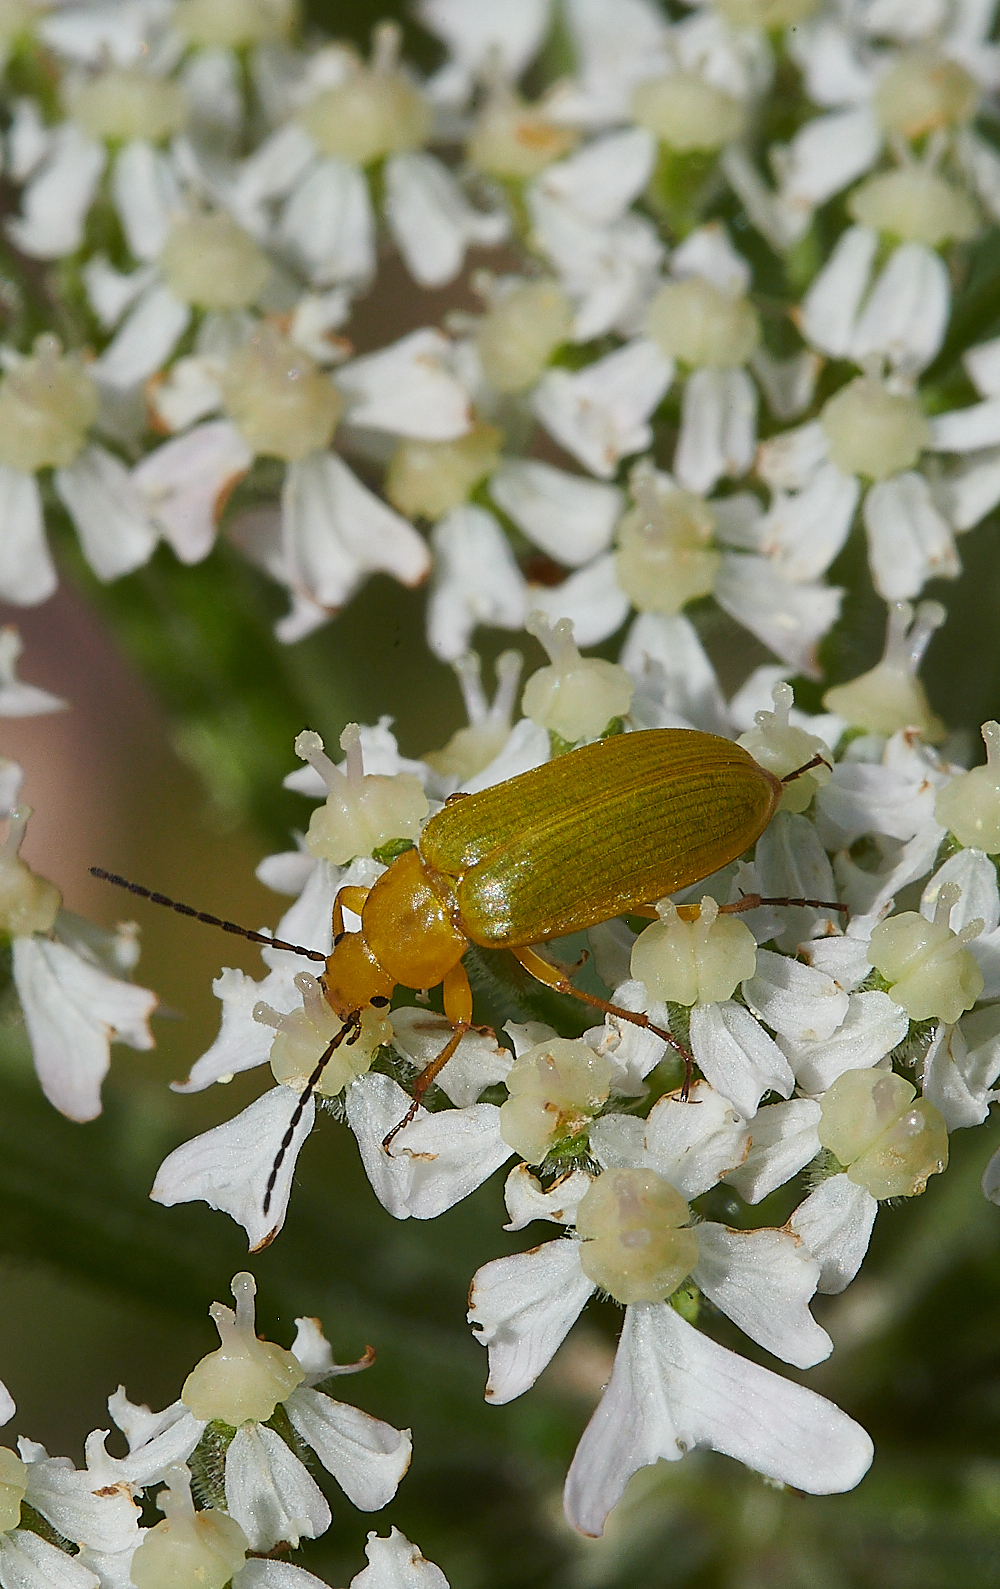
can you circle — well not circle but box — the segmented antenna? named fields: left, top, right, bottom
left=264, top=1013, right=362, bottom=1215
left=89, top=867, right=327, bottom=963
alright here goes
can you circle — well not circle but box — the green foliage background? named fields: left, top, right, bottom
left=3, top=3, right=1000, bottom=1585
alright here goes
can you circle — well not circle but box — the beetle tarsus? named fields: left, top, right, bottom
left=781, top=751, right=832, bottom=784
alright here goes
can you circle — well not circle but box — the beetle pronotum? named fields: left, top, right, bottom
left=94, top=727, right=840, bottom=1214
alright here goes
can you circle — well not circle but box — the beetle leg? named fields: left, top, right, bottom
left=333, top=885, right=371, bottom=937
left=781, top=751, right=832, bottom=785
left=510, top=944, right=695, bottom=1084
left=382, top=1024, right=469, bottom=1154
left=263, top=1012, right=362, bottom=1219
left=381, top=963, right=482, bottom=1153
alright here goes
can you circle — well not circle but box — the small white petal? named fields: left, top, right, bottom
left=389, top=1006, right=512, bottom=1106
left=864, top=472, right=959, bottom=602
left=150, top=1085, right=315, bottom=1250
left=674, top=368, right=757, bottom=496
left=385, top=153, right=507, bottom=288
left=715, top=554, right=843, bottom=676
left=133, top=420, right=252, bottom=564
left=814, top=757, right=938, bottom=848
left=753, top=809, right=839, bottom=951
left=82, top=256, right=158, bottom=330
left=801, top=225, right=877, bottom=359
left=92, top=284, right=192, bottom=390
left=780, top=991, right=909, bottom=1095
left=12, top=937, right=155, bottom=1122
left=527, top=553, right=630, bottom=648
left=0, top=1530, right=100, bottom=1589
left=789, top=1172, right=877, bottom=1293
left=921, top=1014, right=1000, bottom=1130
left=468, top=1238, right=595, bottom=1403
left=338, top=328, right=472, bottom=441
left=112, top=140, right=180, bottom=262
left=670, top=222, right=751, bottom=298
left=280, top=158, right=375, bottom=288
left=419, top=0, right=552, bottom=106
left=779, top=106, right=882, bottom=209
left=459, top=716, right=550, bottom=793
left=689, top=1001, right=794, bottom=1121
left=54, top=446, right=158, bottom=581
left=104, top=1394, right=204, bottom=1486
left=743, top=948, right=850, bottom=1043
left=626, top=1080, right=750, bottom=1198
left=964, top=333, right=1000, bottom=398
left=346, top=1073, right=512, bottom=1220
left=759, top=465, right=859, bottom=585
left=757, top=421, right=829, bottom=491
left=620, top=612, right=730, bottom=737
left=693, top=1223, right=830, bottom=1368
left=851, top=243, right=950, bottom=375
left=0, top=1383, right=12, bottom=1426
left=502, top=1164, right=593, bottom=1230
left=7, top=125, right=105, bottom=259
left=285, top=1386, right=411, bottom=1510
left=940, top=448, right=1000, bottom=532
left=225, top=1423, right=330, bottom=1552
left=799, top=917, right=878, bottom=992
left=490, top=459, right=623, bottom=567
left=427, top=504, right=527, bottom=661
left=237, top=1559, right=333, bottom=1588
left=348, top=1528, right=449, bottom=1589
left=7, top=99, right=50, bottom=183
left=532, top=338, right=673, bottom=479
left=23, top=1451, right=138, bottom=1555
left=563, top=1302, right=873, bottom=1537
left=750, top=348, right=822, bottom=422
left=0, top=468, right=56, bottom=605
left=931, top=397, right=1000, bottom=452
left=723, top=1098, right=822, bottom=1203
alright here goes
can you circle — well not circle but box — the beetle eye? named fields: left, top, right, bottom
left=333, top=931, right=345, bottom=946
left=370, top=995, right=390, bottom=1007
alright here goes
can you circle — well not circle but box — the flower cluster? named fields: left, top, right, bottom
left=0, top=1267, right=448, bottom=1589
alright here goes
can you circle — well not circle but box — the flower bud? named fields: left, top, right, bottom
left=69, top=69, right=187, bottom=143
left=385, top=424, right=503, bottom=520
left=818, top=1068, right=948, bottom=1198
left=221, top=325, right=343, bottom=461
left=159, top=214, right=271, bottom=312
left=577, top=1167, right=699, bottom=1304
left=467, top=85, right=577, bottom=180
left=631, top=895, right=757, bottom=1006
left=868, top=883, right=984, bottom=1023
left=820, top=375, right=929, bottom=480
left=0, top=807, right=60, bottom=937
left=475, top=277, right=573, bottom=394
left=614, top=461, right=719, bottom=615
left=424, top=650, right=522, bottom=781
left=822, top=600, right=945, bottom=740
left=848, top=168, right=978, bottom=246
left=0, top=336, right=98, bottom=474
left=300, top=24, right=430, bottom=163
left=521, top=614, right=633, bottom=745
left=181, top=1273, right=304, bottom=1425
left=0, top=1448, right=27, bottom=1536
left=255, top=971, right=390, bottom=1094
left=130, top=1466, right=248, bottom=1589
left=738, top=681, right=832, bottom=812
left=499, top=1037, right=613, bottom=1163
left=632, top=73, right=744, bottom=152
left=873, top=49, right=979, bottom=139
left=934, top=720, right=1000, bottom=852
left=297, top=725, right=428, bottom=864
left=173, top=0, right=296, bottom=47
left=646, top=277, right=760, bottom=369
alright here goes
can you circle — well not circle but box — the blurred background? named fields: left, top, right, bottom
left=3, top=3, right=1000, bottom=1586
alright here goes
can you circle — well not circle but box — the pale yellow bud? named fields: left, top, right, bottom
left=715, top=0, right=818, bottom=25
left=173, top=0, right=296, bottom=46
left=159, top=214, right=271, bottom=312
left=821, top=375, right=929, bottom=481
left=868, top=884, right=984, bottom=1023
left=738, top=681, right=832, bottom=812
left=221, top=325, right=343, bottom=461
left=823, top=600, right=945, bottom=740
left=818, top=1068, right=948, bottom=1198
left=631, top=895, right=757, bottom=1006
left=499, top=1037, right=613, bottom=1163
left=935, top=721, right=1000, bottom=852
left=385, top=424, right=503, bottom=520
left=255, top=971, right=390, bottom=1094
left=615, top=462, right=720, bottom=614
left=0, top=335, right=98, bottom=474
left=632, top=73, right=744, bottom=152
left=521, top=614, right=633, bottom=744
left=646, top=277, right=760, bottom=368
left=181, top=1273, right=304, bottom=1425
left=468, top=88, right=578, bottom=180
left=475, top=279, right=573, bottom=394
left=0, top=807, right=60, bottom=938
left=873, top=50, right=979, bottom=140
left=300, top=24, right=430, bottom=164
left=69, top=69, right=187, bottom=144
left=129, top=1466, right=248, bottom=1589
left=0, top=1449, right=27, bottom=1537
left=297, top=725, right=428, bottom=865
left=577, top=1167, right=699, bottom=1304
left=424, top=650, right=522, bottom=781
left=848, top=168, right=979, bottom=246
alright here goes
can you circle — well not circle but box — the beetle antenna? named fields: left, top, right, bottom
left=781, top=751, right=832, bottom=784
left=89, top=867, right=328, bottom=963
left=264, top=1012, right=362, bottom=1215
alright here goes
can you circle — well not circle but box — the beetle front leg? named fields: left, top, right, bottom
left=509, top=944, right=696, bottom=1094
left=333, top=885, right=371, bottom=937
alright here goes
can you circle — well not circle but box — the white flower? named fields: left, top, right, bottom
left=0, top=628, right=66, bottom=716
left=417, top=0, right=552, bottom=107
left=532, top=338, right=674, bottom=479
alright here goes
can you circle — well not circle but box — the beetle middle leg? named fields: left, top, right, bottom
left=382, top=961, right=486, bottom=1152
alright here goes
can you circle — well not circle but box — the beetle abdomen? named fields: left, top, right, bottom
left=421, top=730, right=782, bottom=948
